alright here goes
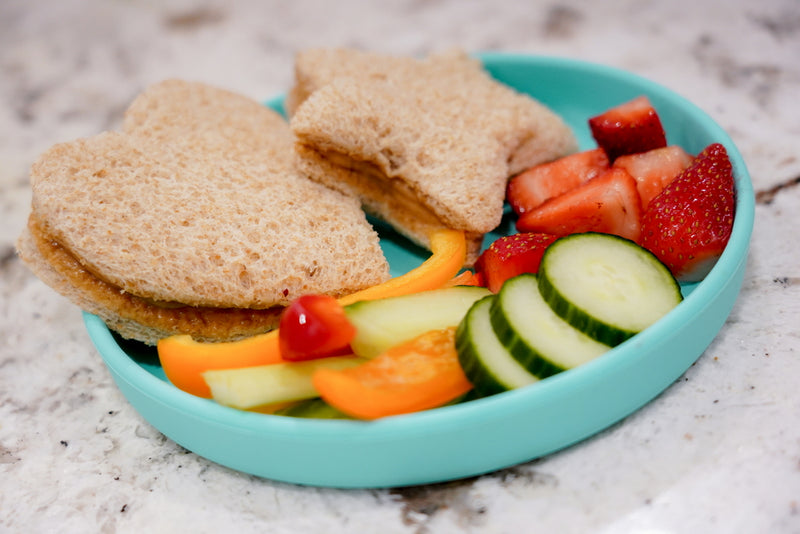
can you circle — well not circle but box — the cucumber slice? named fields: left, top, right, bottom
left=538, top=233, right=683, bottom=346
left=491, top=274, right=610, bottom=377
left=345, top=285, right=491, bottom=358
left=456, top=296, right=539, bottom=397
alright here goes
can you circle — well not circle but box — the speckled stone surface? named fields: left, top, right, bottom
left=1, top=1, right=799, bottom=532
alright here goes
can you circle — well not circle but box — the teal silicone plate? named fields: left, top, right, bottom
left=84, top=53, right=754, bottom=488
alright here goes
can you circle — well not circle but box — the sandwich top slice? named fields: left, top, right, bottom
left=287, top=48, right=578, bottom=261
left=17, top=80, right=390, bottom=345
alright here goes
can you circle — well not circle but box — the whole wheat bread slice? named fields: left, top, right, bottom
left=288, top=48, right=577, bottom=259
left=18, top=80, right=389, bottom=344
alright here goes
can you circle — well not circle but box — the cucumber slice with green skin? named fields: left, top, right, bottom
left=538, top=232, right=683, bottom=347
left=345, top=285, right=492, bottom=359
left=491, top=274, right=611, bottom=377
left=456, top=295, right=539, bottom=397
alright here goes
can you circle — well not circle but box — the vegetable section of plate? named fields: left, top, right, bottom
left=84, top=53, right=754, bottom=488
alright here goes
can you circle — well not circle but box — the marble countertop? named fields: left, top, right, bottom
left=2, top=0, right=799, bottom=532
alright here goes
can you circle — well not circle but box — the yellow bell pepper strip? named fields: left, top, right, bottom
left=336, top=229, right=467, bottom=305
left=158, top=229, right=467, bottom=398
left=312, top=327, right=473, bottom=420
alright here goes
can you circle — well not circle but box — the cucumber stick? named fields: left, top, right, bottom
left=490, top=274, right=611, bottom=377
left=203, top=356, right=366, bottom=410
left=456, top=296, right=539, bottom=397
left=345, top=285, right=491, bottom=358
left=275, top=398, right=352, bottom=419
left=538, top=233, right=683, bottom=346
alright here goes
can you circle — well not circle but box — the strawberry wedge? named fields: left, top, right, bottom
left=614, top=145, right=694, bottom=209
left=589, top=96, right=667, bottom=161
left=507, top=148, right=610, bottom=215
left=640, top=143, right=735, bottom=281
left=474, top=233, right=558, bottom=293
left=516, top=167, right=643, bottom=242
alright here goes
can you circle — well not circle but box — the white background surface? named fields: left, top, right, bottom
left=2, top=1, right=799, bottom=532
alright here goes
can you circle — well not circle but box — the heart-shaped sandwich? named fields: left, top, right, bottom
left=17, top=80, right=390, bottom=345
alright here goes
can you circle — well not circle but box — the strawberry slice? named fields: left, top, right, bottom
left=588, top=96, right=667, bottom=161
left=507, top=148, right=610, bottom=215
left=614, top=145, right=694, bottom=209
left=515, top=167, right=643, bottom=242
left=640, top=143, right=735, bottom=282
left=474, top=232, right=558, bottom=293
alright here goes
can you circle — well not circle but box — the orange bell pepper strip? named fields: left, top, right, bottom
left=312, top=327, right=472, bottom=420
left=158, top=229, right=467, bottom=398
left=157, top=333, right=284, bottom=398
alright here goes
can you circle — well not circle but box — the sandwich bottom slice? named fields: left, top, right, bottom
left=18, top=217, right=291, bottom=345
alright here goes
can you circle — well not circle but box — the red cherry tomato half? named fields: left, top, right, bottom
left=278, top=295, right=357, bottom=361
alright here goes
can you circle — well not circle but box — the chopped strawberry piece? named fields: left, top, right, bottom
left=640, top=143, right=735, bottom=282
left=614, top=145, right=694, bottom=209
left=474, top=233, right=558, bottom=293
left=588, top=96, right=667, bottom=161
left=507, top=148, right=610, bottom=215
left=516, top=167, right=643, bottom=242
